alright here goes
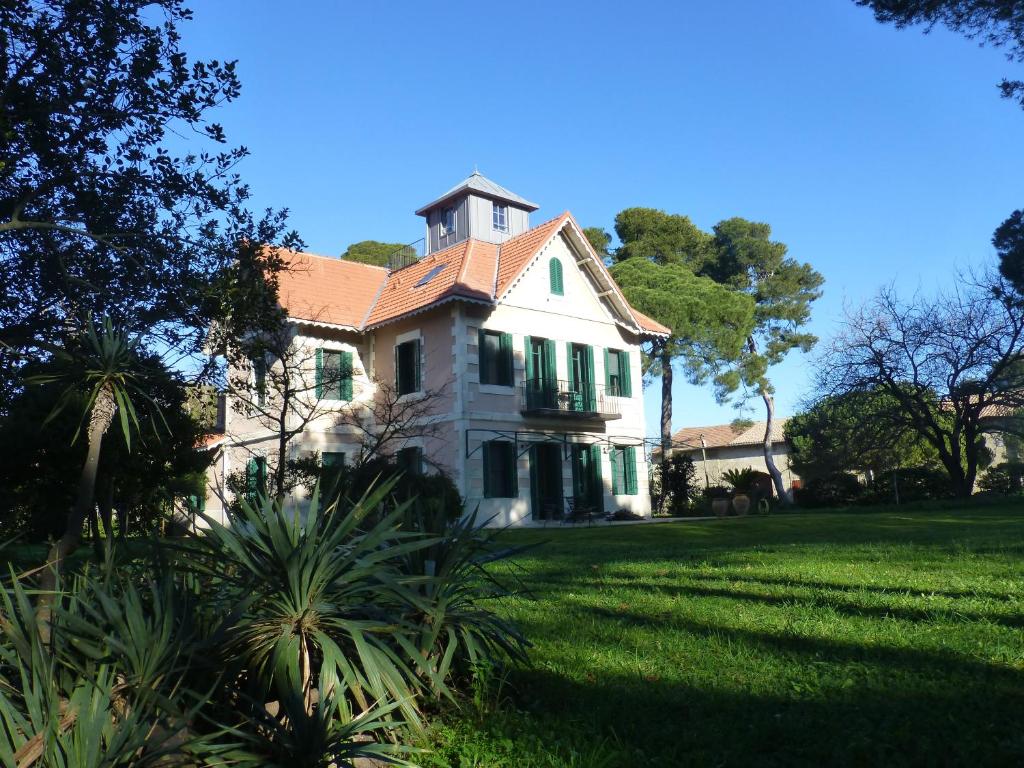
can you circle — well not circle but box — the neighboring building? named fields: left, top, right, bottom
left=667, top=419, right=800, bottom=494
left=200, top=173, right=668, bottom=526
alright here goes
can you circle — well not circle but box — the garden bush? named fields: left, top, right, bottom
left=863, top=466, right=952, bottom=504
left=978, top=462, right=1024, bottom=495
left=0, top=479, right=526, bottom=765
left=794, top=472, right=864, bottom=507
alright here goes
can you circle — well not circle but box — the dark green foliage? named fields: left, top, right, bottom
left=978, top=461, right=1024, bottom=494
left=0, top=0, right=300, bottom=377
left=721, top=467, right=761, bottom=494
left=864, top=467, right=954, bottom=504
left=994, top=209, right=1024, bottom=293
left=582, top=227, right=611, bottom=259
left=657, top=454, right=698, bottom=515
left=340, top=240, right=409, bottom=266
left=609, top=258, right=755, bottom=382
left=612, top=208, right=714, bottom=269
left=794, top=472, right=864, bottom=508
left=786, top=389, right=941, bottom=480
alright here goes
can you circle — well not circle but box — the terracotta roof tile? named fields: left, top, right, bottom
left=365, top=239, right=499, bottom=327
left=630, top=307, right=671, bottom=335
left=277, top=249, right=387, bottom=328
left=670, top=419, right=789, bottom=450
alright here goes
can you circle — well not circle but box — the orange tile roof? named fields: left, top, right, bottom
left=274, top=213, right=669, bottom=337
left=670, top=419, right=790, bottom=450
left=277, top=249, right=387, bottom=328
left=365, top=239, right=498, bottom=326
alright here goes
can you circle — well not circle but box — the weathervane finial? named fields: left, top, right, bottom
left=472, top=163, right=479, bottom=175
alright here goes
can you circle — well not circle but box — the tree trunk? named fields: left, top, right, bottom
left=660, top=344, right=673, bottom=514
left=760, top=388, right=792, bottom=505
left=37, top=385, right=116, bottom=635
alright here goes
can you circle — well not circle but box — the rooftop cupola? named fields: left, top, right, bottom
left=415, top=171, right=538, bottom=255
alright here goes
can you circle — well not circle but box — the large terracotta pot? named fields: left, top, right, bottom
left=732, top=494, right=751, bottom=516
left=711, top=498, right=730, bottom=517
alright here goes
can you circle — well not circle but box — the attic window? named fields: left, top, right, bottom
left=440, top=207, right=456, bottom=236
left=415, top=264, right=446, bottom=287
left=493, top=202, right=508, bottom=232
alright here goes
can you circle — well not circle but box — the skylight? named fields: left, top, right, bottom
left=415, top=264, right=446, bottom=288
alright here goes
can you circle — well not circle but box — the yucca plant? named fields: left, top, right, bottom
left=184, top=481, right=446, bottom=732
left=397, top=505, right=530, bottom=700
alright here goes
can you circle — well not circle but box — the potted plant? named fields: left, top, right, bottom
left=722, top=468, right=759, bottom=516
left=706, top=485, right=732, bottom=517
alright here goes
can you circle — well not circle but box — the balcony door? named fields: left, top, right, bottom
left=567, top=343, right=595, bottom=412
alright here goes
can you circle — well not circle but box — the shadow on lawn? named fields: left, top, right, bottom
left=499, top=608, right=1024, bottom=767
left=592, top=579, right=1024, bottom=629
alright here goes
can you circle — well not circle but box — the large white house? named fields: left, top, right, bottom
left=200, top=173, right=668, bottom=526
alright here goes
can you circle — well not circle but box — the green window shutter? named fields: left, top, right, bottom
left=482, top=442, right=492, bottom=498
left=566, top=342, right=574, bottom=388
left=246, top=458, right=258, bottom=497
left=590, top=444, right=603, bottom=487
left=549, top=258, right=564, bottom=295
left=478, top=329, right=490, bottom=385
left=524, top=336, right=533, bottom=384
left=620, top=350, right=632, bottom=397
left=604, top=348, right=612, bottom=390
left=414, top=339, right=422, bottom=392
left=508, top=442, right=518, bottom=497
left=625, top=446, right=638, bottom=494
left=315, top=348, right=323, bottom=399
left=610, top=447, right=619, bottom=495
left=584, top=346, right=595, bottom=407
left=499, top=332, right=513, bottom=385
left=543, top=339, right=557, bottom=385
left=340, top=351, right=353, bottom=400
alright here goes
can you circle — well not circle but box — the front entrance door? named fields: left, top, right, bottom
left=530, top=443, right=564, bottom=520
left=571, top=444, right=604, bottom=515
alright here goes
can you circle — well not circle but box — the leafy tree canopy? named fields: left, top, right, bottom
left=993, top=209, right=1024, bottom=293
left=583, top=227, right=612, bottom=259
left=0, top=0, right=299, bottom=387
left=340, top=240, right=408, bottom=267
left=612, top=207, right=714, bottom=270
left=785, top=388, right=940, bottom=481
left=609, top=258, right=755, bottom=384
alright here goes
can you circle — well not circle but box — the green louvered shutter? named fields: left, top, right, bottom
left=585, top=346, right=596, bottom=409
left=590, top=444, right=603, bottom=512
left=315, top=348, right=323, bottom=399
left=524, top=336, right=533, bottom=382
left=625, top=446, right=638, bottom=494
left=550, top=258, right=564, bottom=295
left=414, top=339, right=422, bottom=392
left=478, top=329, right=489, bottom=384
left=340, top=350, right=353, bottom=400
left=565, top=342, right=574, bottom=387
left=543, top=339, right=557, bottom=407
left=610, top=447, right=619, bottom=495
left=604, top=348, right=612, bottom=390
left=620, top=351, right=632, bottom=397
left=482, top=442, right=492, bottom=498
left=499, top=332, right=513, bottom=385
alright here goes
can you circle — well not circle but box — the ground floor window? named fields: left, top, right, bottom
left=610, top=445, right=639, bottom=495
left=483, top=440, right=518, bottom=498
left=571, top=444, right=603, bottom=514
left=245, top=456, right=267, bottom=504
left=397, top=446, right=423, bottom=476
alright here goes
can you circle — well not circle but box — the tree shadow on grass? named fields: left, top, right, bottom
left=592, top=578, right=1024, bottom=629
left=498, top=608, right=1024, bottom=767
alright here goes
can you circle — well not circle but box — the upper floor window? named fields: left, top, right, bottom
left=493, top=202, right=508, bottom=232
left=440, top=206, right=456, bottom=236
left=479, top=329, right=513, bottom=386
left=549, top=257, right=564, bottom=296
left=316, top=349, right=353, bottom=401
left=605, top=348, right=632, bottom=397
left=395, top=339, right=421, bottom=396
left=397, top=446, right=423, bottom=476
left=252, top=356, right=267, bottom=407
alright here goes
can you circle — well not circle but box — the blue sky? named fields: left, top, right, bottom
left=181, top=0, right=1023, bottom=437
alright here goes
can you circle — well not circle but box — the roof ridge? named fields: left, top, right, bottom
left=286, top=248, right=390, bottom=271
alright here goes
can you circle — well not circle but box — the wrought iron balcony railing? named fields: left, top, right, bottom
left=520, top=378, right=620, bottom=420
left=385, top=238, right=426, bottom=272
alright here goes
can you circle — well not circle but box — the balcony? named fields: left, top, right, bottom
left=385, top=238, right=426, bottom=272
left=520, top=378, right=621, bottom=420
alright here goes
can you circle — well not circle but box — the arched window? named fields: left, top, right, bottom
left=549, top=257, right=564, bottom=296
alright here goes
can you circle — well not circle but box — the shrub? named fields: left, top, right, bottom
left=978, top=462, right=1024, bottom=495
left=863, top=467, right=952, bottom=504
left=794, top=472, right=863, bottom=508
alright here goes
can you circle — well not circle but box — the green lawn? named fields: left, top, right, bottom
left=423, top=505, right=1024, bottom=767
